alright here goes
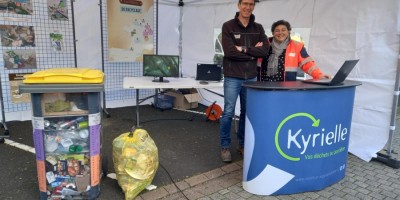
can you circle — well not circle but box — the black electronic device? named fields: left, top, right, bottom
left=196, top=63, right=222, bottom=83
left=302, top=59, right=359, bottom=86
left=143, top=54, right=180, bottom=83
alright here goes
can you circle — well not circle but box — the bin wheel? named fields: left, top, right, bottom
left=0, top=138, right=4, bottom=144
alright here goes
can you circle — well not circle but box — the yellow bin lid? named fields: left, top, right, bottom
left=23, top=68, right=104, bottom=84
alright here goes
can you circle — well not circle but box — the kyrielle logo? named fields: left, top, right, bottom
left=275, top=112, right=348, bottom=162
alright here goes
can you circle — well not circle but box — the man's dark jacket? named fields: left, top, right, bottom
left=222, top=12, right=269, bottom=79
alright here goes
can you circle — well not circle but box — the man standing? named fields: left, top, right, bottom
left=220, top=0, right=269, bottom=162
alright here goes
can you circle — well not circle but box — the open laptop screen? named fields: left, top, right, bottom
left=196, top=63, right=222, bottom=82
left=302, top=59, right=359, bottom=86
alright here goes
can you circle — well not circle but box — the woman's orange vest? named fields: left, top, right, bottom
left=285, top=40, right=323, bottom=79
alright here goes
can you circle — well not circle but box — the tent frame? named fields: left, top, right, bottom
left=373, top=48, right=400, bottom=169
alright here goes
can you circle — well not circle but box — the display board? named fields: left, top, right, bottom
left=98, top=0, right=157, bottom=108
left=0, top=0, right=76, bottom=121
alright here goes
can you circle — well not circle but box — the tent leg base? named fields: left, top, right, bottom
left=372, top=152, right=400, bottom=169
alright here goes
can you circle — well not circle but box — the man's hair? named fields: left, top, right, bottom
left=238, top=0, right=256, bottom=4
left=271, top=20, right=292, bottom=33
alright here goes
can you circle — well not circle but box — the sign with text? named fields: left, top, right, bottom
left=243, top=87, right=356, bottom=195
left=107, top=0, right=154, bottom=62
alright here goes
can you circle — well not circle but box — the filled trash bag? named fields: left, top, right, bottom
left=112, top=128, right=159, bottom=200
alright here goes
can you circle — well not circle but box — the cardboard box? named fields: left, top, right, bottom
left=165, top=89, right=201, bottom=110
left=41, top=93, right=88, bottom=116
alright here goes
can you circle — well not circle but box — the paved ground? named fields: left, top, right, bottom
left=137, top=153, right=400, bottom=200
left=0, top=105, right=240, bottom=199
left=0, top=105, right=399, bottom=200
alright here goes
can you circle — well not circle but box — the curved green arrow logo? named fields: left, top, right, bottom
left=275, top=112, right=320, bottom=161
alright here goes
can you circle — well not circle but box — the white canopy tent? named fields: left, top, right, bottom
left=1, top=0, right=397, bottom=165
left=154, top=0, right=400, bottom=163
left=71, top=0, right=400, bottom=163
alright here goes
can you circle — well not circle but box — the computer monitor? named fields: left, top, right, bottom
left=143, top=54, right=180, bottom=83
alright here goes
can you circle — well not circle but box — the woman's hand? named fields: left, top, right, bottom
left=320, top=74, right=331, bottom=79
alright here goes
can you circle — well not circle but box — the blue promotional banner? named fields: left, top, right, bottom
left=242, top=87, right=356, bottom=195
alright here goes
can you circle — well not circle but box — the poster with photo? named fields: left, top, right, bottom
left=9, top=73, right=31, bottom=104
left=107, top=0, right=154, bottom=62
left=0, top=25, right=35, bottom=47
left=47, top=0, right=68, bottom=20
left=0, top=0, right=33, bottom=15
left=50, top=32, right=63, bottom=51
left=3, top=49, right=37, bottom=69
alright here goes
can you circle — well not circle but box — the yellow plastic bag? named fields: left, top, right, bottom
left=112, top=128, right=159, bottom=200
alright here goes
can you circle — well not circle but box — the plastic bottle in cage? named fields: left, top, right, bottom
left=59, top=117, right=86, bottom=129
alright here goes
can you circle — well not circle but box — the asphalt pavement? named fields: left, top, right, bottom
left=0, top=105, right=241, bottom=199
left=0, top=105, right=399, bottom=200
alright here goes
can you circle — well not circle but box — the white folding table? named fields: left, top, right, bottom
left=123, top=77, right=223, bottom=127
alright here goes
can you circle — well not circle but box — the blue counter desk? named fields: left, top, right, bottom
left=242, top=80, right=361, bottom=195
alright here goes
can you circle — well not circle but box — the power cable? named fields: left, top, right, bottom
left=159, top=162, right=189, bottom=200
left=205, top=101, right=222, bottom=121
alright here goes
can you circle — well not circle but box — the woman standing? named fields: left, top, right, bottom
left=260, top=20, right=329, bottom=82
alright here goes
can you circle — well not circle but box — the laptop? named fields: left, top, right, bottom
left=196, top=63, right=222, bottom=84
left=302, top=59, right=359, bottom=86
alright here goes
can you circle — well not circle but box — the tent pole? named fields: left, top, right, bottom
left=99, top=0, right=110, bottom=118
left=178, top=0, right=184, bottom=78
left=156, top=0, right=159, bottom=54
left=373, top=40, right=400, bottom=169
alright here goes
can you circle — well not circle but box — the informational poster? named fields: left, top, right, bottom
left=0, top=0, right=33, bottom=15
left=49, top=31, right=63, bottom=51
left=107, top=0, right=154, bottom=62
left=0, top=25, right=35, bottom=47
left=47, top=0, right=68, bottom=20
left=3, top=49, right=37, bottom=69
left=9, top=73, right=31, bottom=103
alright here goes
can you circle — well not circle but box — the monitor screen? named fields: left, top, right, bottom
left=143, top=54, right=180, bottom=82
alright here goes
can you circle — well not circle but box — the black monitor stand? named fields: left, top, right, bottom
left=152, top=77, right=169, bottom=83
